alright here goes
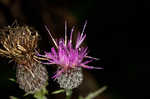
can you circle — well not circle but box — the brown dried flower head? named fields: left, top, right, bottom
left=0, top=25, right=48, bottom=93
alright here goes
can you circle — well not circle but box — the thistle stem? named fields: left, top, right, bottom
left=66, top=89, right=72, bottom=99
left=33, top=86, right=48, bottom=99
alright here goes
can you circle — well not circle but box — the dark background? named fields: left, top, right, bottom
left=0, top=0, right=150, bottom=99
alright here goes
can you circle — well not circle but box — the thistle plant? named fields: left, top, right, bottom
left=37, top=21, right=102, bottom=91
left=0, top=25, right=48, bottom=93
left=0, top=22, right=106, bottom=99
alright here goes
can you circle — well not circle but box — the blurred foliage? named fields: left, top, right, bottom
left=9, top=96, right=19, bottom=99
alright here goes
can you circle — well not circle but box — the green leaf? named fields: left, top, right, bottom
left=9, top=96, right=19, bottom=99
left=85, top=86, right=107, bottom=99
left=9, top=78, right=16, bottom=82
left=51, top=89, right=65, bottom=94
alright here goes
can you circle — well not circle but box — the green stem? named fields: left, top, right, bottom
left=33, top=86, right=48, bottom=99
left=66, top=89, right=72, bottom=99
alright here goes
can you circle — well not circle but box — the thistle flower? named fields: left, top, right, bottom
left=39, top=21, right=102, bottom=89
left=0, top=25, right=48, bottom=93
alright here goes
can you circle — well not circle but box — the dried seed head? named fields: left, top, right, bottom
left=16, top=62, right=48, bottom=93
left=0, top=26, right=39, bottom=61
left=56, top=67, right=83, bottom=90
left=0, top=25, right=49, bottom=93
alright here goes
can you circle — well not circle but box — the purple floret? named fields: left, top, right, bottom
left=40, top=21, right=102, bottom=79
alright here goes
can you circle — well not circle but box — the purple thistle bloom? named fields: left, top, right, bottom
left=38, top=21, right=102, bottom=89
left=42, top=21, right=102, bottom=79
